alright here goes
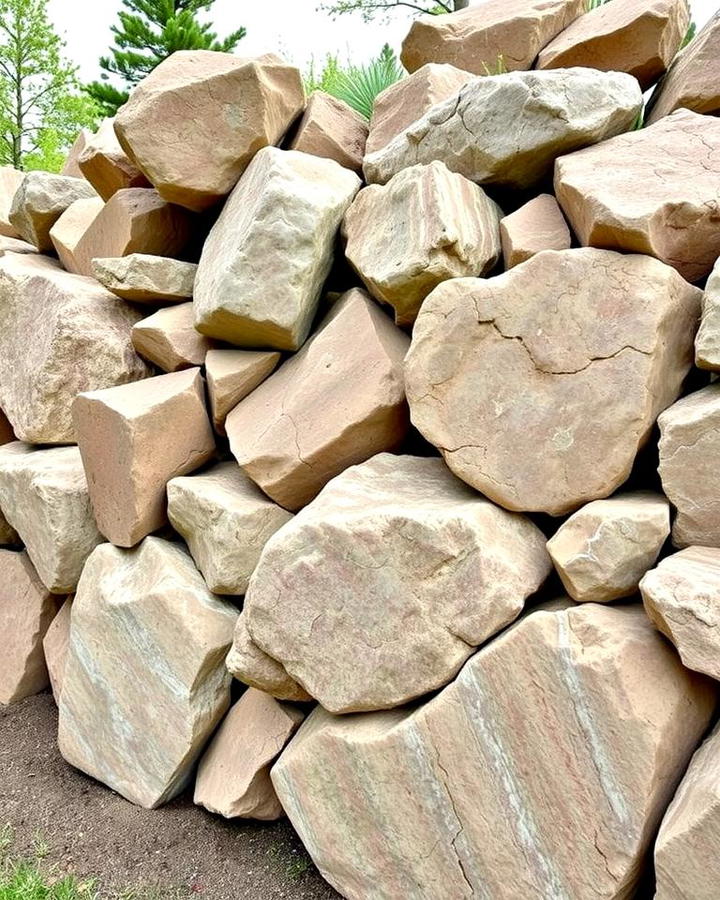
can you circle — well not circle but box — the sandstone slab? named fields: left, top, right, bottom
left=92, top=254, right=197, bottom=304
left=500, top=194, right=571, bottom=268
left=205, top=349, right=280, bottom=435
left=132, top=303, right=216, bottom=372
left=61, top=129, right=90, bottom=179
left=78, top=118, right=150, bottom=200
left=0, top=235, right=38, bottom=256
left=289, top=91, right=367, bottom=173
left=49, top=197, right=104, bottom=274
left=43, top=597, right=72, bottom=704
left=694, top=257, right=720, bottom=370
left=0, top=167, right=23, bottom=238
left=9, top=172, right=97, bottom=252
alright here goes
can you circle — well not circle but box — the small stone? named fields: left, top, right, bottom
left=500, top=194, right=572, bottom=269
left=289, top=91, right=367, bottom=173
left=0, top=167, right=24, bottom=238
left=0, top=235, right=38, bottom=256
left=60, top=129, right=91, bottom=179
left=132, top=303, right=217, bottom=372
left=49, top=197, right=104, bottom=274
left=91, top=254, right=197, bottom=304
left=78, top=118, right=150, bottom=200
left=43, top=597, right=72, bottom=704
left=205, top=349, right=281, bottom=435
left=695, top=257, right=720, bottom=370
left=9, top=172, right=97, bottom=252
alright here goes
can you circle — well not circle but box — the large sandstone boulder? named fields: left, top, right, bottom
left=0, top=254, right=150, bottom=444
left=500, top=194, right=571, bottom=269
left=49, top=197, right=104, bottom=274
left=58, top=538, right=238, bottom=808
left=73, top=368, right=216, bottom=548
left=194, top=147, right=360, bottom=351
left=43, top=597, right=72, bottom=704
left=343, top=162, right=501, bottom=326
left=91, top=254, right=197, bottom=304
left=694, top=257, right=720, bottom=370
left=289, top=91, right=367, bottom=173
left=245, top=454, right=551, bottom=713
left=226, top=289, right=410, bottom=511
left=0, top=167, right=23, bottom=237
left=115, top=51, right=305, bottom=212
left=405, top=248, right=701, bottom=516
left=60, top=129, right=90, bottom=179
left=364, top=68, right=642, bottom=189
left=78, top=118, right=150, bottom=200
left=273, top=603, right=717, bottom=900
left=9, top=172, right=97, bottom=252
left=132, top=303, right=217, bottom=372
left=400, top=0, right=585, bottom=75
left=555, top=109, right=720, bottom=283
left=205, top=349, right=280, bottom=435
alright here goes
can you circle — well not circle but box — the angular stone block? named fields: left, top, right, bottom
left=500, top=194, right=571, bottom=268
left=49, top=197, right=104, bottom=274
left=132, top=303, right=217, bottom=372
left=695, top=257, right=720, bottom=370
left=60, top=129, right=91, bottom=179
left=92, top=254, right=197, bottom=304
left=9, top=172, right=97, bottom=252
left=205, top=349, right=280, bottom=435
left=78, top=117, right=151, bottom=200
left=43, top=597, right=72, bottom=704
left=289, top=91, right=367, bottom=173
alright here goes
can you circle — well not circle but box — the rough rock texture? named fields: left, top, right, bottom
left=0, top=167, right=23, bottom=237
left=132, top=303, right=217, bottom=372
left=0, top=550, right=59, bottom=705
left=49, top=197, right=104, bottom=274
left=0, top=443, right=103, bottom=594
left=547, top=492, right=670, bottom=604
left=400, top=0, right=585, bottom=75
left=60, top=129, right=90, bottom=179
left=194, top=688, right=305, bottom=820
left=9, top=172, right=97, bottom=252
left=658, top=384, right=720, bottom=549
left=343, top=162, right=501, bottom=326
left=73, top=369, right=216, bottom=548
left=205, top=349, right=280, bottom=435
left=43, top=597, right=72, bottom=704
left=167, top=462, right=293, bottom=595
left=273, top=603, right=718, bottom=900
left=364, top=68, right=642, bottom=190
left=694, top=257, right=720, bottom=370
left=78, top=118, right=151, bottom=200
left=194, top=147, right=360, bottom=351
left=555, top=109, right=720, bottom=283
left=500, top=194, right=571, bottom=269
left=289, top=91, right=367, bottom=173
left=0, top=254, right=150, bottom=444
left=58, top=538, right=238, bottom=808
left=226, top=289, right=410, bottom=511
left=245, top=454, right=551, bottom=713
left=405, top=248, right=701, bottom=516
left=115, top=51, right=305, bottom=212
left=92, top=254, right=197, bottom=304
left=641, top=547, right=720, bottom=681
left=0, top=235, right=38, bottom=255
left=537, top=0, right=690, bottom=89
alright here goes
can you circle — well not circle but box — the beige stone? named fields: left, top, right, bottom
left=43, top=597, right=72, bottom=703
left=343, top=162, right=501, bottom=326
left=9, top=172, right=97, bottom=252
left=547, top=492, right=670, bottom=604
left=0, top=235, right=38, bottom=256
left=0, top=254, right=150, bottom=444
left=0, top=167, right=23, bottom=238
left=49, top=197, right=104, bottom=274
left=246, top=454, right=550, bottom=714
left=400, top=0, right=585, bottom=75
left=694, top=257, right=720, bottom=370
left=73, top=369, right=215, bottom=548
left=115, top=51, right=305, bottom=212
left=405, top=248, right=701, bottom=516
left=364, top=69, right=642, bottom=190
left=61, top=129, right=91, bottom=179
left=132, top=303, right=216, bottom=372
left=273, top=603, right=717, bottom=900
left=227, top=289, right=409, bottom=511
left=91, top=254, right=197, bottom=304
left=0, top=412, right=18, bottom=546
left=555, top=109, right=720, bottom=283
left=0, top=550, right=59, bottom=705
left=167, top=462, right=293, bottom=595
left=195, top=688, right=305, bottom=820
left=58, top=538, right=237, bottom=808
left=289, top=91, right=367, bottom=173
left=194, top=147, right=360, bottom=351
left=78, top=118, right=150, bottom=200
left=500, top=194, right=571, bottom=268
left=205, top=349, right=280, bottom=435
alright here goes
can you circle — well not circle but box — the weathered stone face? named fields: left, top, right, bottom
left=500, top=194, right=571, bottom=269
left=289, top=91, right=368, bottom=173
left=695, top=257, right=720, bottom=370
left=49, top=197, right=104, bottom=274
left=91, top=254, right=197, bottom=304
left=205, top=349, right=280, bottom=435
left=132, top=303, right=217, bottom=372
left=60, top=129, right=90, bottom=179
left=43, top=597, right=72, bottom=704
left=8, top=172, right=97, bottom=252
left=0, top=167, right=24, bottom=238
left=78, top=118, right=151, bottom=200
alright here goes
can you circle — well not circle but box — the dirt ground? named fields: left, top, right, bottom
left=0, top=692, right=339, bottom=900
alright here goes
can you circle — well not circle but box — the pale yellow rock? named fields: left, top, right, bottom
left=78, top=118, right=150, bottom=200
left=289, top=91, right=367, bottom=173
left=500, top=194, right=571, bottom=268
left=9, top=172, right=97, bottom=252
left=343, top=162, right=501, bottom=326
left=58, top=538, right=238, bottom=808
left=61, top=129, right=91, bottom=179
left=205, top=349, right=280, bottom=435
left=49, top=197, right=104, bottom=274
left=695, top=257, right=720, bottom=370
left=132, top=303, right=217, bottom=372
left=43, top=597, right=72, bottom=704
left=0, top=167, right=23, bottom=238
left=547, top=492, right=670, bottom=603
left=91, top=254, right=197, bottom=304
left=194, top=688, right=305, bottom=820
left=405, top=248, right=701, bottom=516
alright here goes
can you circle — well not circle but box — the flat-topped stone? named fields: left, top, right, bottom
left=91, top=254, right=197, bottom=304
left=132, top=303, right=217, bottom=372
left=205, top=349, right=280, bottom=435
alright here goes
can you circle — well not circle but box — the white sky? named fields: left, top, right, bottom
left=48, top=0, right=719, bottom=82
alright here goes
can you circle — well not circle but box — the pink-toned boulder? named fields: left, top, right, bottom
left=289, top=91, right=367, bottom=173
left=49, top=197, right=104, bottom=274
left=43, top=597, right=72, bottom=703
left=500, top=194, right=571, bottom=268
left=0, top=167, right=23, bottom=238
left=9, top=172, right=97, bottom=253
left=78, top=118, right=151, bottom=200
left=205, top=349, right=280, bottom=435
left=61, top=129, right=91, bottom=179
left=131, top=303, right=217, bottom=372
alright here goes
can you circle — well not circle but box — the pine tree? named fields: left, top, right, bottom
left=87, top=0, right=247, bottom=117
left=322, top=0, right=469, bottom=21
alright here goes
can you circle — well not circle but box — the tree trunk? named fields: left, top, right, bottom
left=453, top=0, right=470, bottom=9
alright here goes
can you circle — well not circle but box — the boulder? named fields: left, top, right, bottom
left=400, top=0, right=585, bottom=75
left=58, top=538, right=238, bottom=808
left=194, top=147, right=360, bottom=350
left=500, top=194, right=571, bottom=269
left=343, top=162, right=501, bottom=326
left=49, top=197, right=104, bottom=274
left=60, top=129, right=90, bottom=179
left=364, top=68, right=642, bottom=190
left=73, top=368, right=215, bottom=548
left=114, top=51, right=305, bottom=212
left=289, top=91, right=367, bottom=173
left=0, top=254, right=150, bottom=444
left=694, top=257, right=720, bottom=370
left=91, top=254, right=197, bottom=304
left=227, top=289, right=410, bottom=511
left=0, top=411, right=19, bottom=546
left=0, top=235, right=38, bottom=256
left=194, top=688, right=305, bottom=820
left=273, top=603, right=717, bottom=900
left=132, top=303, right=217, bottom=372
left=405, top=248, right=701, bottom=516
left=78, top=118, right=151, bottom=200
left=9, top=172, right=97, bottom=252
left=0, top=167, right=23, bottom=237
left=167, top=461, right=293, bottom=595
left=245, top=454, right=551, bottom=714
left=205, top=349, right=280, bottom=435
left=555, top=109, right=720, bottom=283
left=43, top=597, right=72, bottom=704
left=547, top=492, right=670, bottom=603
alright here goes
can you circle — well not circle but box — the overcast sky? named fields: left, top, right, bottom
left=47, top=0, right=718, bottom=82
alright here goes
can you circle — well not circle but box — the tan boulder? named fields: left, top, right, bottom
left=115, top=51, right=305, bottom=212
left=91, top=254, right=197, bottom=304
left=0, top=410, right=19, bottom=546
left=364, top=68, right=642, bottom=189
left=547, top=492, right=670, bottom=604
left=289, top=91, right=367, bottom=173
left=49, top=197, right=104, bottom=274
left=73, top=368, right=215, bottom=548
left=405, top=248, right=701, bottom=516
left=205, top=349, right=280, bottom=435
left=500, top=194, right=571, bottom=268
left=343, top=161, right=501, bottom=326
left=0, top=235, right=38, bottom=256
left=60, top=129, right=90, bottom=179
left=694, top=257, right=720, bottom=370
left=58, top=538, right=238, bottom=808
left=227, top=289, right=410, bottom=511
left=194, top=147, right=360, bottom=350
left=78, top=118, right=150, bottom=200
left=43, top=597, right=72, bottom=704
left=132, top=303, right=216, bottom=372
left=9, top=172, right=97, bottom=252
left=167, top=462, right=293, bottom=595
left=195, top=688, right=305, bottom=820
left=0, top=167, right=23, bottom=238
left=400, top=0, right=585, bottom=75
left=0, top=254, right=150, bottom=444
left=273, top=603, right=717, bottom=900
